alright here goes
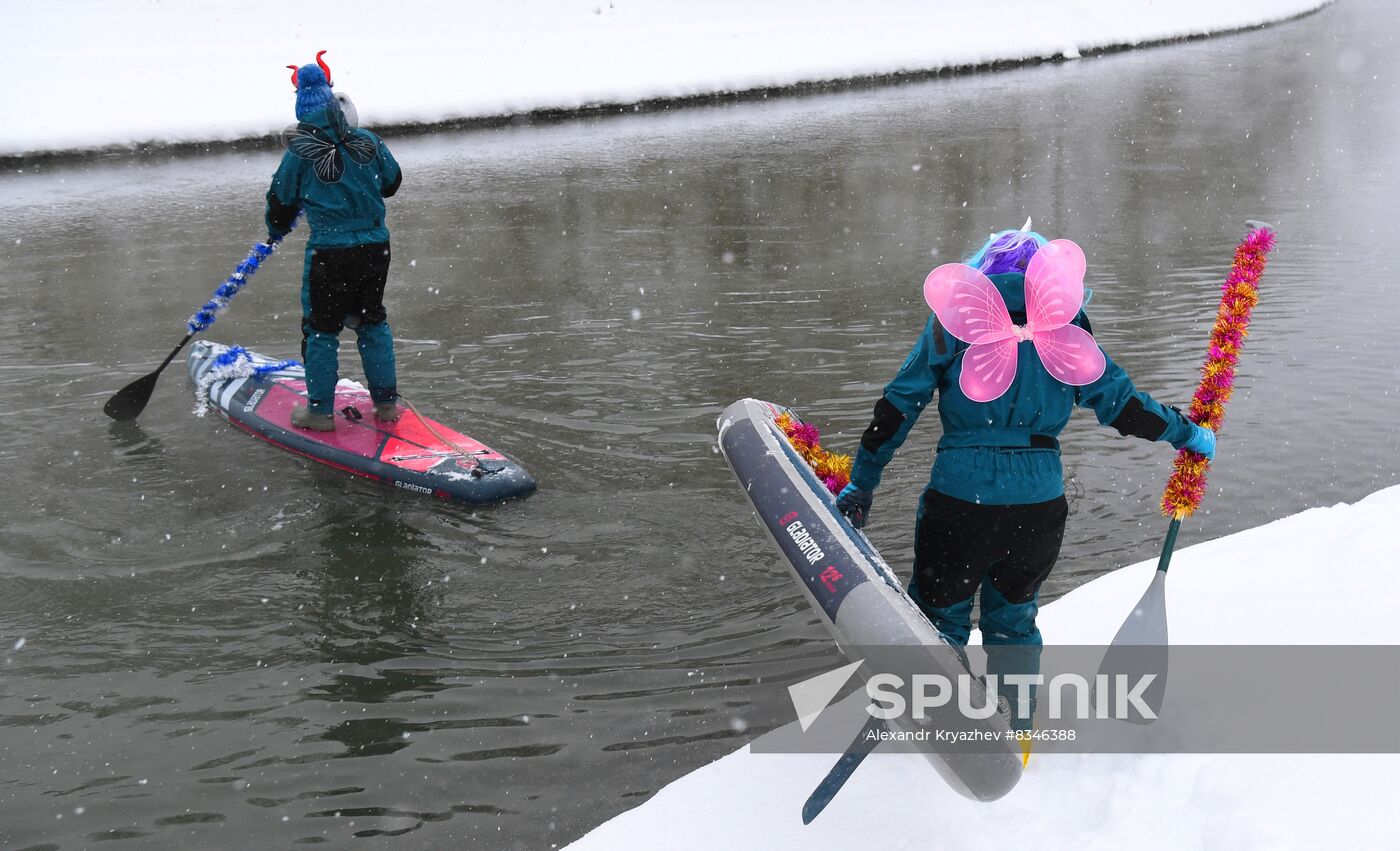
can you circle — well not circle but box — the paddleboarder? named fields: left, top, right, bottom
left=266, top=52, right=404, bottom=432
left=835, top=223, right=1216, bottom=730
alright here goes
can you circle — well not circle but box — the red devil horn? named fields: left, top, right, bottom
left=316, top=50, right=332, bottom=86
left=287, top=65, right=299, bottom=88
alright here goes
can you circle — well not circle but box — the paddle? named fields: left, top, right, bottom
left=1096, top=221, right=1276, bottom=722
left=103, top=332, right=198, bottom=421
left=102, top=229, right=294, bottom=421
left=1094, top=518, right=1177, bottom=723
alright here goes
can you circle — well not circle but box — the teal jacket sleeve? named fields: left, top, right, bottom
left=849, top=316, right=947, bottom=491
left=1074, top=314, right=1195, bottom=448
left=377, top=138, right=402, bottom=198
left=265, top=152, right=302, bottom=240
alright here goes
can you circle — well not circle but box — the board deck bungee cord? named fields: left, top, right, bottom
left=717, top=398, right=1022, bottom=811
left=188, top=341, right=535, bottom=505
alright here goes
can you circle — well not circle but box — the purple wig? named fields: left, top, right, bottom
left=966, top=227, right=1048, bottom=275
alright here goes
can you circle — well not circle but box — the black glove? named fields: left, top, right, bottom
left=835, top=484, right=873, bottom=529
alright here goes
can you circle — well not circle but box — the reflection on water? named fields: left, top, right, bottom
left=3, top=2, right=1399, bottom=847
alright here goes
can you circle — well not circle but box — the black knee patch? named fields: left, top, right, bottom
left=919, top=567, right=982, bottom=610
left=987, top=569, right=1049, bottom=606
left=307, top=314, right=345, bottom=335
left=860, top=397, right=907, bottom=454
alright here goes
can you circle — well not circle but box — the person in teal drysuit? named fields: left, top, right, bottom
left=835, top=225, right=1216, bottom=730
left=265, top=57, right=403, bottom=431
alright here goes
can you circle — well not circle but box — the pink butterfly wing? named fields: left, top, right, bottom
left=959, top=338, right=1020, bottom=403
left=923, top=263, right=1016, bottom=345
left=1024, top=239, right=1087, bottom=332
left=1032, top=324, right=1106, bottom=387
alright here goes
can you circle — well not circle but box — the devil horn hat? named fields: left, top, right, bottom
left=287, top=50, right=333, bottom=88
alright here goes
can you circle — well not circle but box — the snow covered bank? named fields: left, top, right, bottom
left=3, top=0, right=1330, bottom=157
left=567, top=485, right=1400, bottom=850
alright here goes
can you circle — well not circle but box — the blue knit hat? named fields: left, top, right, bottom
left=288, top=51, right=336, bottom=120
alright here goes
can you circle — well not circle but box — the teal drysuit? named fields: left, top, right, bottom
left=265, top=106, right=403, bottom=413
left=850, top=272, right=1197, bottom=726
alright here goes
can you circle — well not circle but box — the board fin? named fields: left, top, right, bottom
left=801, top=712, right=886, bottom=824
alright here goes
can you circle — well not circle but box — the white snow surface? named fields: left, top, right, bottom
left=568, top=485, right=1400, bottom=850
left=4, top=0, right=1330, bottom=157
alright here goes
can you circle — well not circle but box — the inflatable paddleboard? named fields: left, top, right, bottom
left=187, top=341, right=535, bottom=505
left=717, top=398, right=1021, bottom=802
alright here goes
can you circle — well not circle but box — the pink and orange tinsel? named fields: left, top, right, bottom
left=1160, top=226, right=1276, bottom=520
left=776, top=411, right=852, bottom=495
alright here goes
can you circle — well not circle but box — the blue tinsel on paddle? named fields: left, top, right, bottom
left=187, top=219, right=298, bottom=334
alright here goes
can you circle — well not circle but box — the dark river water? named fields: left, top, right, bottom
left=3, top=2, right=1398, bottom=848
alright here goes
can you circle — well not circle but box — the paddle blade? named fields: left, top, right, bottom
left=1096, top=570, right=1169, bottom=724
left=103, top=370, right=161, bottom=421
left=103, top=333, right=194, bottom=422
left=1108, top=570, right=1169, bottom=646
